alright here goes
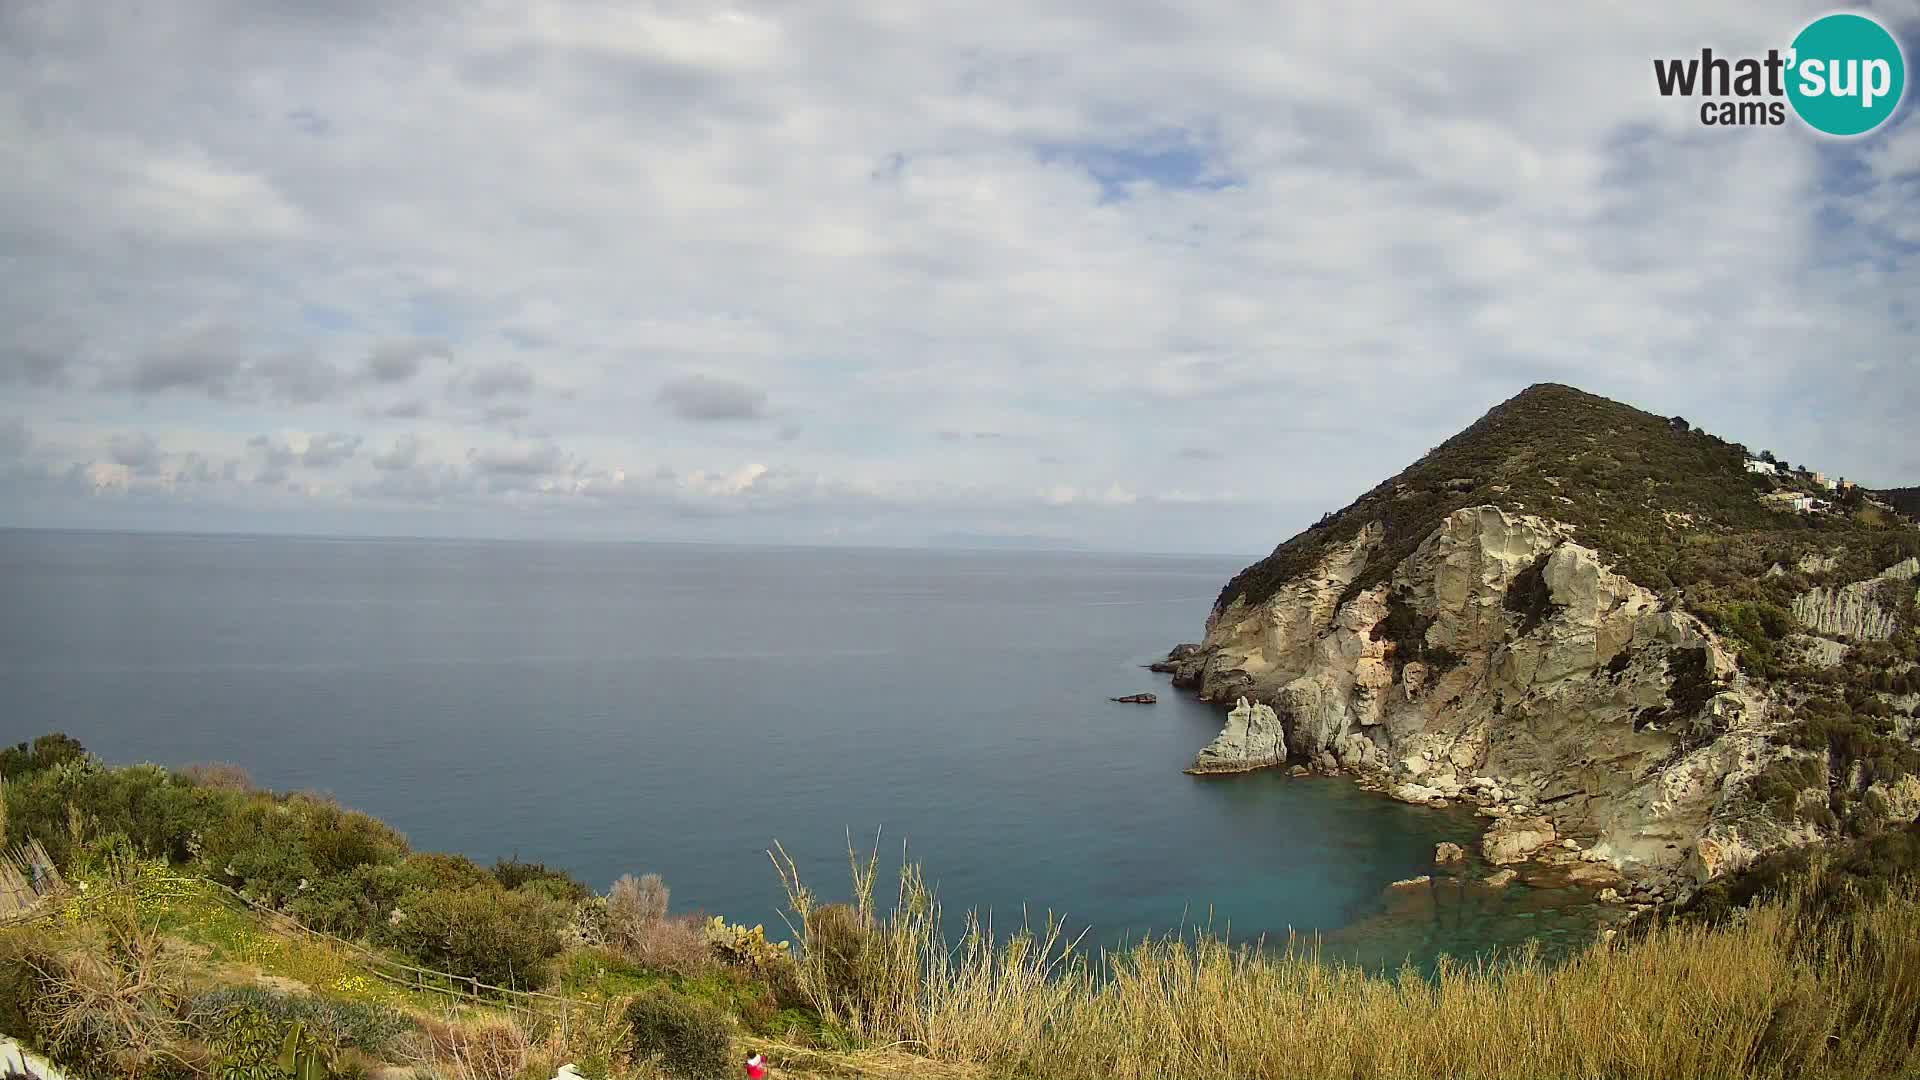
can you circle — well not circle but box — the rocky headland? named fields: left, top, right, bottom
left=1160, top=385, right=1920, bottom=906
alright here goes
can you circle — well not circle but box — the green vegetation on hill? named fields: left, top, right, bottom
left=9, top=737, right=1920, bottom=1078
left=1218, top=385, right=1920, bottom=636
left=0, top=737, right=811, bottom=1079
left=1877, top=487, right=1920, bottom=518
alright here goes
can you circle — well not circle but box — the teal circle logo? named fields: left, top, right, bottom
left=1786, top=13, right=1906, bottom=136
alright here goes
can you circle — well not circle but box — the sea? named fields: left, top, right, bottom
left=0, top=528, right=1600, bottom=969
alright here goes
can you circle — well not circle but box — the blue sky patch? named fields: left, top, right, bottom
left=1036, top=130, right=1240, bottom=203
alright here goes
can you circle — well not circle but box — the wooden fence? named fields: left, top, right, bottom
left=199, top=878, right=597, bottom=1027
left=0, top=840, right=62, bottom=923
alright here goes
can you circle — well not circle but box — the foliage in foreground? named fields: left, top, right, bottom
left=768, top=840, right=1920, bottom=1080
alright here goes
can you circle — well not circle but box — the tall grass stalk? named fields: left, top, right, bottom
left=773, top=846, right=1920, bottom=1080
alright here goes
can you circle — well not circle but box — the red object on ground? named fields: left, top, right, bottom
left=746, top=1053, right=768, bottom=1079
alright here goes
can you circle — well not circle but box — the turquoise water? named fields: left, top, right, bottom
left=0, top=529, right=1599, bottom=967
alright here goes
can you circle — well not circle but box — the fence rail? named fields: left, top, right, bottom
left=197, top=877, right=595, bottom=1023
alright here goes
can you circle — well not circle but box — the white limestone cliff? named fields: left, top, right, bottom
left=1163, top=505, right=1821, bottom=894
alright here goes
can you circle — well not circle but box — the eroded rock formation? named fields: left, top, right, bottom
left=1162, top=505, right=1822, bottom=893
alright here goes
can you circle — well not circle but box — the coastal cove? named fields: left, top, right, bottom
left=2, top=528, right=1599, bottom=968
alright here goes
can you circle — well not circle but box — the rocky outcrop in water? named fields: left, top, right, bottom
left=1188, top=697, right=1287, bottom=773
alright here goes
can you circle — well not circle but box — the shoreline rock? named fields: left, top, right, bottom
left=1158, top=503, right=1845, bottom=899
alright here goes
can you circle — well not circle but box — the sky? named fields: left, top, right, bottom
left=1, top=1, right=1916, bottom=555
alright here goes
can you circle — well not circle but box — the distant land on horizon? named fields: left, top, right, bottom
left=0, top=522, right=1266, bottom=559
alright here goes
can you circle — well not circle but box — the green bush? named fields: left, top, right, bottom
left=197, top=795, right=407, bottom=906
left=0, top=733, right=88, bottom=782
left=384, top=852, right=493, bottom=894
left=1749, top=757, right=1827, bottom=822
left=492, top=857, right=591, bottom=903
left=183, top=986, right=415, bottom=1057
left=625, top=988, right=734, bottom=1080
left=375, top=883, right=565, bottom=989
left=1670, top=817, right=1920, bottom=930
left=3, top=756, right=235, bottom=867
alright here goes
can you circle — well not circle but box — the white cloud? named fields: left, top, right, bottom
left=0, top=0, right=1915, bottom=552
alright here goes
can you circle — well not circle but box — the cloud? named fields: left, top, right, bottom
left=459, top=362, right=536, bottom=400
left=105, top=324, right=248, bottom=397
left=371, top=434, right=422, bottom=471
left=363, top=338, right=452, bottom=383
left=2, top=0, right=1916, bottom=553
left=300, top=432, right=362, bottom=468
left=481, top=403, right=530, bottom=425
left=108, top=431, right=163, bottom=473
left=0, top=417, right=31, bottom=459
left=253, top=353, right=347, bottom=404
left=246, top=431, right=361, bottom=471
left=247, top=434, right=299, bottom=470
left=380, top=398, right=429, bottom=419
left=0, top=341, right=72, bottom=388
left=657, top=374, right=769, bottom=421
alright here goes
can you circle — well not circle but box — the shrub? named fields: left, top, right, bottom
left=0, top=733, right=89, bottom=782
left=803, top=903, right=869, bottom=1009
left=630, top=914, right=719, bottom=975
left=291, top=796, right=408, bottom=877
left=375, top=883, right=564, bottom=989
left=27, top=919, right=187, bottom=1075
left=492, top=857, right=591, bottom=903
left=183, top=986, right=415, bottom=1057
left=176, top=762, right=254, bottom=792
left=419, top=1017, right=531, bottom=1080
left=205, top=1003, right=289, bottom=1079
left=609, top=872, right=671, bottom=934
left=286, top=864, right=390, bottom=939
left=625, top=989, right=733, bottom=1080
left=0, top=929, right=51, bottom=1043
left=607, top=873, right=716, bottom=974
left=386, top=852, right=493, bottom=894
left=1749, top=757, right=1827, bottom=823
left=4, top=757, right=233, bottom=868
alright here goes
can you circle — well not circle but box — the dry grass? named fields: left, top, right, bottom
left=417, top=1013, right=534, bottom=1080
left=177, top=761, right=256, bottom=792
left=22, top=861, right=191, bottom=1075
left=771, top=844, right=1920, bottom=1080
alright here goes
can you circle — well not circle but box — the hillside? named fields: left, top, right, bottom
left=1165, top=383, right=1920, bottom=897
left=1878, top=487, right=1920, bottom=519
left=12, top=744, right=1920, bottom=1080
left=1219, top=384, right=1915, bottom=619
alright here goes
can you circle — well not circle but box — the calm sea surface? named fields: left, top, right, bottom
left=0, top=529, right=1598, bottom=967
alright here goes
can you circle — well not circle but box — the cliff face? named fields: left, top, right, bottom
left=1791, top=558, right=1919, bottom=642
left=1167, top=506, right=1794, bottom=891
left=1163, top=386, right=1920, bottom=898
